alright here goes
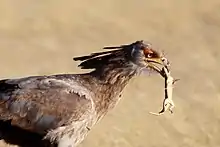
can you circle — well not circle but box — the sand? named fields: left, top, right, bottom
left=0, top=0, right=220, bottom=147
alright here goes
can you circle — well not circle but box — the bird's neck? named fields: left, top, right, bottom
left=80, top=64, right=139, bottom=119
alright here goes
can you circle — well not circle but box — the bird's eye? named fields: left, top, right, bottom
left=143, top=48, right=154, bottom=58
left=147, top=53, right=152, bottom=58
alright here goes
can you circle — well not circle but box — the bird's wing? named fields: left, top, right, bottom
left=0, top=75, right=93, bottom=135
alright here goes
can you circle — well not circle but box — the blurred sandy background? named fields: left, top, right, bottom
left=0, top=0, right=220, bottom=147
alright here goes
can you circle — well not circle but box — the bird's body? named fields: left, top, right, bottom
left=0, top=41, right=167, bottom=147
left=0, top=72, right=132, bottom=147
left=0, top=74, right=95, bottom=146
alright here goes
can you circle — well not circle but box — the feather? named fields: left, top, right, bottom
left=73, top=52, right=106, bottom=61
left=0, top=76, right=93, bottom=135
left=73, top=50, right=118, bottom=61
left=0, top=120, right=56, bottom=147
left=102, top=40, right=144, bottom=50
left=72, top=40, right=146, bottom=70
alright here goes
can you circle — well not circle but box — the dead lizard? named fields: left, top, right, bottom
left=150, top=58, right=179, bottom=116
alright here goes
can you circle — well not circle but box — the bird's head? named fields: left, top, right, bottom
left=125, top=40, right=166, bottom=74
left=73, top=40, right=167, bottom=75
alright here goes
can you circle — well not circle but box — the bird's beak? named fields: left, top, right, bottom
left=146, top=57, right=164, bottom=73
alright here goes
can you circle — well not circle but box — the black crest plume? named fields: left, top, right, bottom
left=73, top=40, right=144, bottom=69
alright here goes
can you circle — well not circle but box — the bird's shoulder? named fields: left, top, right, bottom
left=0, top=74, right=94, bottom=134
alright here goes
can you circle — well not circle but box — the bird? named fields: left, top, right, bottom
left=0, top=40, right=166, bottom=147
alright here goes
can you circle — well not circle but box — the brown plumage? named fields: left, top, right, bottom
left=0, top=40, right=166, bottom=147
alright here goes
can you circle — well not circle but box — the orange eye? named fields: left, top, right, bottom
left=143, top=48, right=161, bottom=59
left=143, top=48, right=154, bottom=58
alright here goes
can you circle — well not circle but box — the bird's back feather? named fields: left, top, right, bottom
left=0, top=75, right=93, bottom=135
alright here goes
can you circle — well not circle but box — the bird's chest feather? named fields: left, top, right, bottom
left=45, top=107, right=97, bottom=147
